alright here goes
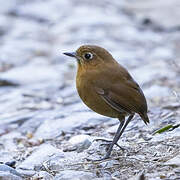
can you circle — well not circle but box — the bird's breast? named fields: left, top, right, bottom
left=76, top=73, right=120, bottom=118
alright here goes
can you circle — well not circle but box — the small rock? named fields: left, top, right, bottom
left=34, top=111, right=105, bottom=139
left=5, top=161, right=16, bottom=168
left=0, top=164, right=22, bottom=178
left=44, top=151, right=89, bottom=173
left=18, top=144, right=63, bottom=170
left=165, top=154, right=180, bottom=167
left=54, top=170, right=95, bottom=180
left=32, top=171, right=53, bottom=180
left=16, top=169, right=36, bottom=178
left=0, top=59, right=62, bottom=86
left=174, top=168, right=180, bottom=174
left=0, top=152, right=15, bottom=166
left=0, top=172, right=22, bottom=180
left=68, top=135, right=92, bottom=152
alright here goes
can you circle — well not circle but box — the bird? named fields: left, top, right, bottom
left=63, top=45, right=149, bottom=160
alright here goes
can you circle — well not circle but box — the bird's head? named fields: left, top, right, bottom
left=63, top=45, right=115, bottom=67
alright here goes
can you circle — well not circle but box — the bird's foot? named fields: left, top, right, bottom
left=93, top=138, right=126, bottom=151
left=86, top=154, right=110, bottom=162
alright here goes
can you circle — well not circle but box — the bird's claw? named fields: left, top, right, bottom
left=93, top=138, right=126, bottom=151
left=86, top=155, right=110, bottom=162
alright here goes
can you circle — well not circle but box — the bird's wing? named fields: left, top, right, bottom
left=95, top=86, right=133, bottom=114
left=94, top=76, right=149, bottom=124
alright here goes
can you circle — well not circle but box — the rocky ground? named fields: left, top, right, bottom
left=0, top=0, right=180, bottom=179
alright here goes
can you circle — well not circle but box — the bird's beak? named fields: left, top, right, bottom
left=63, top=52, right=77, bottom=58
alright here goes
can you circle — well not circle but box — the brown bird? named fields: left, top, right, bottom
left=63, top=45, right=149, bottom=160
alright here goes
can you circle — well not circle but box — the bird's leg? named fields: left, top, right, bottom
left=101, top=114, right=134, bottom=160
left=86, top=119, right=125, bottom=162
left=93, top=118, right=125, bottom=151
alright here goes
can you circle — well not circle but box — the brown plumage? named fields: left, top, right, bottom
left=63, top=45, right=149, bottom=160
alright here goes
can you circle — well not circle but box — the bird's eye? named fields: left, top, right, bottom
left=83, top=52, right=93, bottom=60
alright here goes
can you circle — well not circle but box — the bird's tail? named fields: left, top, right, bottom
left=141, top=113, right=150, bottom=125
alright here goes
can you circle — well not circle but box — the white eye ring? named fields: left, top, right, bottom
left=83, top=52, right=93, bottom=60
